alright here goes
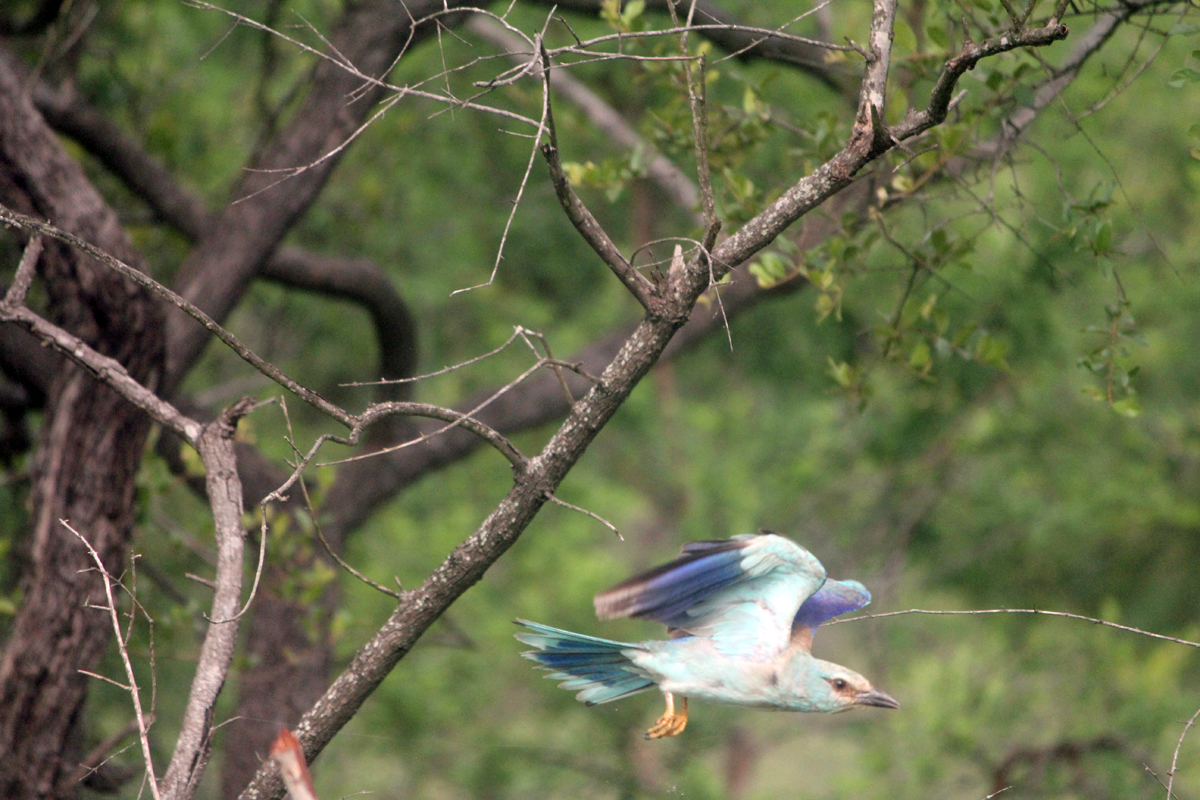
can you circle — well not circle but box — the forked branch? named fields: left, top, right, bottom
left=538, top=50, right=659, bottom=311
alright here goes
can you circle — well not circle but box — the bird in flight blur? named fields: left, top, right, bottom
left=516, top=532, right=898, bottom=738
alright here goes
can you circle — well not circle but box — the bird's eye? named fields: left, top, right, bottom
left=832, top=679, right=847, bottom=691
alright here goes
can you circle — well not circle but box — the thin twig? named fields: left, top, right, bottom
left=518, top=328, right=575, bottom=407
left=346, top=325, right=531, bottom=387
left=61, top=717, right=145, bottom=792
left=712, top=1, right=841, bottom=64
left=66, top=522, right=162, bottom=800
left=545, top=494, right=623, bottom=539
left=281, top=399, right=404, bottom=601
left=666, top=1, right=720, bottom=250
left=833, top=607, right=1200, bottom=648
left=355, top=401, right=529, bottom=470
left=323, top=365, right=544, bottom=468
left=536, top=46, right=658, bottom=310
left=1165, top=705, right=1200, bottom=800
left=0, top=206, right=352, bottom=429
left=450, top=16, right=558, bottom=297
left=468, top=15, right=702, bottom=220
left=5, top=234, right=42, bottom=306
left=546, top=22, right=861, bottom=57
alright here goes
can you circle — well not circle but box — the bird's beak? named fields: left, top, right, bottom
left=854, top=688, right=900, bottom=709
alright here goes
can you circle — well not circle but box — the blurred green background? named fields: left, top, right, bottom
left=4, top=0, right=1200, bottom=797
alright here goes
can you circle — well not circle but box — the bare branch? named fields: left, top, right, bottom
left=353, top=401, right=529, bottom=471
left=538, top=70, right=659, bottom=310
left=161, top=398, right=255, bottom=800
left=855, top=0, right=899, bottom=144
left=545, top=493, right=624, bottom=539
left=60, top=717, right=144, bottom=794
left=467, top=15, right=702, bottom=219
left=4, top=234, right=42, bottom=307
left=892, top=20, right=1071, bottom=143
left=534, top=0, right=846, bottom=89
left=0, top=302, right=201, bottom=444
left=661, top=1, right=719, bottom=257
left=1166, top=706, right=1200, bottom=800
left=0, top=205, right=354, bottom=429
left=65, top=522, right=162, bottom=800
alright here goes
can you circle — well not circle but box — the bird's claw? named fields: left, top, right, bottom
left=646, top=694, right=688, bottom=739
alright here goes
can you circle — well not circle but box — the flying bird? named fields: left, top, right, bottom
left=516, top=532, right=898, bottom=738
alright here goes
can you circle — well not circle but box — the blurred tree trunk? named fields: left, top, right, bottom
left=0, top=50, right=164, bottom=798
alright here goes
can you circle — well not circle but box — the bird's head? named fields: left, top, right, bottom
left=803, top=659, right=900, bottom=713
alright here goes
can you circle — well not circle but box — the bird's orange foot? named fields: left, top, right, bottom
left=646, top=694, right=688, bottom=739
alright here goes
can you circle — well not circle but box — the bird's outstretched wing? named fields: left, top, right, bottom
left=789, top=578, right=871, bottom=652
left=594, top=533, right=827, bottom=658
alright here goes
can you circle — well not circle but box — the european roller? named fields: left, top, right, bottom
left=516, top=532, right=898, bottom=738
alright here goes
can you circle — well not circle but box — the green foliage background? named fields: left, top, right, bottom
left=5, top=0, right=1199, bottom=797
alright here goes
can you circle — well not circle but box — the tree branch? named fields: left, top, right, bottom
left=161, top=398, right=255, bottom=800
left=467, top=16, right=702, bottom=219
left=64, top=522, right=162, bottom=800
left=0, top=301, right=201, bottom=444
left=539, top=0, right=846, bottom=91
left=0, top=205, right=354, bottom=428
left=33, top=78, right=420, bottom=400
left=540, top=107, right=659, bottom=310
left=261, top=248, right=418, bottom=395
left=892, top=20, right=1071, bottom=142
left=32, top=80, right=214, bottom=242
left=165, top=0, right=477, bottom=387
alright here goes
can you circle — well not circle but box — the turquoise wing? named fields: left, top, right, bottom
left=594, top=533, right=827, bottom=658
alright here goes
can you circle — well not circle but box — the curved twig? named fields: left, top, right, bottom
left=350, top=401, right=529, bottom=471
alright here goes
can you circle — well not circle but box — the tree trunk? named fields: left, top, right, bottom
left=0, top=49, right=164, bottom=799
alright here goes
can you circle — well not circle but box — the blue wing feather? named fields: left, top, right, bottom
left=593, top=533, right=828, bottom=658
left=793, top=579, right=871, bottom=630
left=788, top=578, right=871, bottom=652
left=594, top=539, right=749, bottom=622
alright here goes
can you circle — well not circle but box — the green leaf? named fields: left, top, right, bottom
left=926, top=24, right=949, bottom=49
left=1168, top=68, right=1200, bottom=88
left=909, top=340, right=932, bottom=370
left=1093, top=221, right=1113, bottom=255
left=1112, top=396, right=1142, bottom=417
left=827, top=358, right=856, bottom=388
left=1168, top=21, right=1199, bottom=35
left=748, top=251, right=791, bottom=288
left=930, top=229, right=950, bottom=255
left=920, top=293, right=939, bottom=320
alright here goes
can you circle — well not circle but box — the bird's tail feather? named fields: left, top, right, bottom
left=514, top=619, right=657, bottom=705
